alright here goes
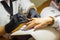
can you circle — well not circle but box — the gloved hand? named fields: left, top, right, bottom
left=27, top=8, right=40, bottom=18
left=5, top=13, right=29, bottom=33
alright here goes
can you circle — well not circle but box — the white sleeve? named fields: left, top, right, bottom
left=18, top=0, right=36, bottom=14
left=53, top=16, right=60, bottom=32
left=40, top=7, right=60, bottom=32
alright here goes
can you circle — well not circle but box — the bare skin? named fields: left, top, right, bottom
left=25, top=17, right=53, bottom=30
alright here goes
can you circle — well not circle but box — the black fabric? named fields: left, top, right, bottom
left=12, top=0, right=16, bottom=2
left=10, top=0, right=13, bottom=16
left=27, top=8, right=40, bottom=18
left=5, top=18, right=17, bottom=33
left=5, top=13, right=29, bottom=33
left=1, top=0, right=13, bottom=16
left=11, top=35, right=33, bottom=40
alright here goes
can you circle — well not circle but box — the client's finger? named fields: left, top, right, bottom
left=25, top=23, right=35, bottom=30
left=26, top=21, right=33, bottom=25
left=34, top=24, right=42, bottom=30
left=31, top=18, right=36, bottom=20
left=34, top=23, right=46, bottom=30
left=28, top=18, right=35, bottom=21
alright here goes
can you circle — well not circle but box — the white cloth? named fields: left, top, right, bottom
left=0, top=3, right=10, bottom=26
left=18, top=0, right=36, bottom=14
left=11, top=25, right=60, bottom=40
left=0, top=0, right=2, bottom=1
left=40, top=6, right=60, bottom=32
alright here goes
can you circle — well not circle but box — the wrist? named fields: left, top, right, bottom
left=48, top=16, right=54, bottom=25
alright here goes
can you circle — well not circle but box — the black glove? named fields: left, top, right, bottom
left=27, top=8, right=40, bottom=18
left=5, top=13, right=29, bottom=33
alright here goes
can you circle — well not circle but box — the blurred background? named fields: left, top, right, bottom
left=31, top=0, right=51, bottom=13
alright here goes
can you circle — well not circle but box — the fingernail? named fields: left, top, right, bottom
left=33, top=29, right=36, bottom=31
left=33, top=28, right=37, bottom=31
left=21, top=28, right=28, bottom=31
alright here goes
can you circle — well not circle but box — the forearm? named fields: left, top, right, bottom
left=41, top=14, right=60, bottom=32
left=41, top=15, right=60, bottom=32
left=42, top=15, right=60, bottom=32
left=40, top=7, right=60, bottom=32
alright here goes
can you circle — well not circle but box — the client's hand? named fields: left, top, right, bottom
left=25, top=17, right=53, bottom=30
